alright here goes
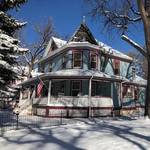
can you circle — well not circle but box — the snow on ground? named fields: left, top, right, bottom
left=0, top=117, right=150, bottom=150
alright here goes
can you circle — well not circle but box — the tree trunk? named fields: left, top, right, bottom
left=137, top=0, right=150, bottom=117
left=145, top=59, right=150, bottom=116
left=144, top=11, right=150, bottom=117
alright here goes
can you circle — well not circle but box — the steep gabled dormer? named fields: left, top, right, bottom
left=68, top=23, right=98, bottom=45
left=43, top=36, right=66, bottom=58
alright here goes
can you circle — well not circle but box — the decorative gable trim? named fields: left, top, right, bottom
left=68, top=23, right=98, bottom=45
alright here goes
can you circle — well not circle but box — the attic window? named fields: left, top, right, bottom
left=73, top=51, right=82, bottom=68
left=51, top=42, right=57, bottom=51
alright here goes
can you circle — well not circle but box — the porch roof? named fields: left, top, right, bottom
left=19, top=69, right=123, bottom=86
left=19, top=69, right=146, bottom=87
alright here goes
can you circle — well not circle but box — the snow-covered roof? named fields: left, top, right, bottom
left=41, top=38, right=133, bottom=64
left=52, top=37, right=67, bottom=48
left=31, top=71, right=44, bottom=78
left=97, top=41, right=133, bottom=61
left=68, top=23, right=98, bottom=45
left=48, top=69, right=111, bottom=78
left=130, top=75, right=147, bottom=86
left=43, top=36, right=66, bottom=58
left=20, top=69, right=127, bottom=86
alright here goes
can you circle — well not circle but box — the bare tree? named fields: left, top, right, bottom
left=18, top=18, right=57, bottom=78
left=85, top=0, right=150, bottom=117
left=127, top=51, right=147, bottom=79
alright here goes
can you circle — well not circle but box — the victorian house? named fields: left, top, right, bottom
left=18, top=23, right=146, bottom=117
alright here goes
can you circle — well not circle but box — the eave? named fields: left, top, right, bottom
left=38, top=42, right=133, bottom=65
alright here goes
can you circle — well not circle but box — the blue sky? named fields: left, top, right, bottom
left=10, top=0, right=145, bottom=54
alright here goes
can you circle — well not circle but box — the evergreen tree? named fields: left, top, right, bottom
left=0, top=0, right=28, bottom=97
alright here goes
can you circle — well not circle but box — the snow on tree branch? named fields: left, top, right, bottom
left=121, top=34, right=147, bottom=57
left=0, top=11, right=27, bottom=30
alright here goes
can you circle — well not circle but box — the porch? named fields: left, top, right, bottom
left=18, top=69, right=145, bottom=117
left=19, top=78, right=115, bottom=117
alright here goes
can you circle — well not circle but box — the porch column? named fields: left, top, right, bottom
left=47, top=80, right=52, bottom=105
left=111, top=82, right=113, bottom=99
left=27, top=87, right=31, bottom=101
left=28, top=87, right=32, bottom=114
left=88, top=78, right=92, bottom=118
left=19, top=90, right=23, bottom=101
left=30, top=86, right=36, bottom=114
left=120, top=82, right=123, bottom=107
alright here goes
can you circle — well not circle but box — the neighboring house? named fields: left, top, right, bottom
left=18, top=23, right=146, bottom=117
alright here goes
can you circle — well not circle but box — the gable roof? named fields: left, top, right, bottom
left=40, top=23, right=133, bottom=63
left=68, top=23, right=98, bottom=45
left=43, top=36, right=66, bottom=58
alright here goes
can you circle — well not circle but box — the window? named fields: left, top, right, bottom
left=71, top=81, right=81, bottom=96
left=39, top=65, right=44, bottom=73
left=90, top=53, right=97, bottom=69
left=44, top=64, right=49, bottom=73
left=62, top=54, right=67, bottom=69
left=91, top=81, right=111, bottom=97
left=42, top=84, right=48, bottom=97
left=91, top=81, right=97, bottom=96
left=51, top=42, right=57, bottom=51
left=51, top=81, right=65, bottom=96
left=73, top=51, right=82, bottom=68
left=49, top=63, right=52, bottom=72
left=22, top=89, right=28, bottom=99
left=43, top=63, right=52, bottom=72
left=113, top=59, right=120, bottom=75
left=122, top=85, right=134, bottom=98
left=134, top=87, right=139, bottom=100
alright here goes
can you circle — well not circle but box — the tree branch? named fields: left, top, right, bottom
left=127, top=0, right=141, bottom=16
left=121, top=34, right=147, bottom=58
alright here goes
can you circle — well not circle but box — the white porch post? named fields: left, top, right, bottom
left=19, top=90, right=23, bottom=101
left=27, top=87, right=31, bottom=101
left=48, top=80, right=52, bottom=105
left=30, top=86, right=36, bottom=114
left=111, top=82, right=113, bottom=99
left=88, top=78, right=92, bottom=118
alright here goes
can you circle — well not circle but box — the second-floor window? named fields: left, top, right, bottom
left=73, top=51, right=82, bottom=68
left=90, top=53, right=97, bottom=69
left=113, top=59, right=120, bottom=75
left=62, top=54, right=67, bottom=69
left=49, top=63, right=52, bottom=72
